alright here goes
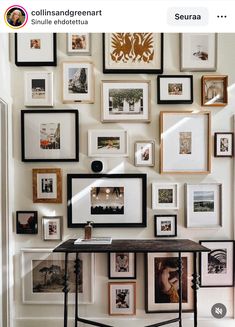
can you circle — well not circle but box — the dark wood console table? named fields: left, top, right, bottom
left=53, top=239, right=210, bottom=327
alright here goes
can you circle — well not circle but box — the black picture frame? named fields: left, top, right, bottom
left=16, top=211, right=38, bottom=234
left=103, top=33, right=164, bottom=74
left=15, top=33, right=57, bottom=66
left=157, top=75, right=193, bottom=104
left=214, top=132, right=234, bottom=157
left=67, top=173, right=147, bottom=228
left=154, top=215, right=177, bottom=237
left=108, top=252, right=137, bottom=279
left=21, top=109, right=79, bottom=162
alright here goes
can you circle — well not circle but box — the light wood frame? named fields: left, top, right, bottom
left=134, top=140, right=155, bottom=166
left=201, top=75, right=228, bottom=107
left=108, top=282, right=136, bottom=315
left=42, top=216, right=62, bottom=241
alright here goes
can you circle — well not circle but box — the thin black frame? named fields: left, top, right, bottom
left=21, top=109, right=79, bottom=162
left=154, top=215, right=177, bottom=237
left=199, top=240, right=235, bottom=287
left=157, top=75, right=193, bottom=104
left=102, top=33, right=164, bottom=74
left=67, top=173, right=147, bottom=228
left=15, top=33, right=57, bottom=66
left=16, top=211, right=38, bottom=234
left=108, top=252, right=137, bottom=279
left=214, top=132, right=234, bottom=158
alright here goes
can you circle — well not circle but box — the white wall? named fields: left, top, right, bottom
left=9, top=33, right=235, bottom=326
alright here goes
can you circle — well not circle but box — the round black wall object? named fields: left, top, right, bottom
left=91, top=160, right=103, bottom=173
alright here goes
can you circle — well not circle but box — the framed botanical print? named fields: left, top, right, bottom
left=103, top=33, right=163, bottom=74
left=67, top=33, right=91, bottom=55
left=16, top=211, right=38, bottom=234
left=152, top=183, right=179, bottom=210
left=42, top=216, right=62, bottom=241
left=214, top=132, right=233, bottom=157
left=201, top=75, right=228, bottom=107
left=134, top=141, right=155, bottom=167
left=154, top=215, right=177, bottom=237
left=108, top=253, right=136, bottom=279
left=108, top=282, right=136, bottom=315
left=24, top=71, right=53, bottom=107
left=15, top=33, right=57, bottom=66
left=199, top=240, right=234, bottom=287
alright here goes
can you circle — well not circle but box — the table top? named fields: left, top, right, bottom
left=53, top=239, right=210, bottom=253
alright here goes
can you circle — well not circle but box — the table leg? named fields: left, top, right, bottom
left=75, top=253, right=79, bottom=327
left=63, top=252, right=69, bottom=327
left=178, top=253, right=182, bottom=327
left=192, top=253, right=200, bottom=327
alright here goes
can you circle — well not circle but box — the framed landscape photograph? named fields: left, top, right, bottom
left=32, top=168, right=62, bottom=203
left=21, top=248, right=95, bottom=304
left=199, top=240, right=234, bottom=287
left=154, top=215, right=177, bottom=237
left=180, top=33, right=217, bottom=71
left=157, top=75, right=193, bottom=104
left=160, top=111, right=211, bottom=174
left=101, top=80, right=150, bottom=122
left=67, top=173, right=147, bottom=228
left=103, top=33, right=163, bottom=74
left=108, top=282, right=136, bottom=315
left=88, top=129, right=128, bottom=157
left=214, top=132, right=233, bottom=157
left=15, top=33, right=57, bottom=66
left=108, top=253, right=136, bottom=279
left=67, top=33, right=91, bottom=55
left=24, top=71, right=53, bottom=107
left=145, top=253, right=193, bottom=313
left=152, top=183, right=179, bottom=210
left=201, top=75, right=228, bottom=107
left=16, top=211, right=38, bottom=234
left=62, top=62, right=94, bottom=103
left=21, top=110, right=79, bottom=162
left=42, top=216, right=62, bottom=241
left=185, top=183, right=222, bottom=228
left=134, top=141, right=155, bottom=167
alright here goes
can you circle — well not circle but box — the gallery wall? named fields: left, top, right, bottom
left=7, top=33, right=235, bottom=326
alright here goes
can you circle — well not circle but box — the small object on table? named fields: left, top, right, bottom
left=84, top=221, right=94, bottom=239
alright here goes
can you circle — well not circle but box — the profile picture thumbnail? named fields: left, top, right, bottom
left=5, top=5, right=28, bottom=29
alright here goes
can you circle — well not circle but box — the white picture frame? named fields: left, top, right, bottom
left=42, top=216, right=62, bottom=241
left=134, top=141, right=155, bottom=167
left=152, top=183, right=179, bottom=210
left=109, top=282, right=136, bottom=315
left=67, top=33, right=91, bottom=55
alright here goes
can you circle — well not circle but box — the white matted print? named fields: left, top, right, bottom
left=152, top=183, right=179, bottom=210
left=42, top=216, right=62, bottom=241
left=109, top=282, right=136, bottom=315
left=154, top=215, right=177, bottom=237
left=214, top=133, right=233, bottom=157
left=67, top=33, right=91, bottom=55
left=134, top=141, right=155, bottom=166
left=109, top=253, right=136, bottom=279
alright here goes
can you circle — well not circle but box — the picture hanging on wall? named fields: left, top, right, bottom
left=152, top=183, right=179, bottom=210
left=108, top=282, right=136, bottom=315
left=201, top=75, right=228, bottom=107
left=67, top=33, right=91, bottom=55
left=16, top=211, right=38, bottom=234
left=42, top=216, right=62, bottom=241
left=108, top=252, right=136, bottom=279
left=214, top=132, right=234, bottom=157
left=134, top=141, right=155, bottom=167
left=154, top=215, right=177, bottom=237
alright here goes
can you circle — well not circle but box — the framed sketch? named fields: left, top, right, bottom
left=21, top=248, right=95, bottom=304
left=157, top=75, right=193, bottom=104
left=88, top=129, right=128, bottom=157
left=154, top=215, right=177, bottom=237
left=32, top=168, right=62, bottom=203
left=185, top=183, right=222, bottom=228
left=67, top=33, right=91, bottom=55
left=160, top=111, right=211, bottom=174
left=16, top=211, right=38, bottom=234
left=180, top=33, right=217, bottom=71
left=67, top=173, right=147, bottom=228
left=152, top=183, right=179, bottom=210
left=214, top=132, right=233, bottom=157
left=103, top=33, right=163, bottom=74
left=101, top=80, right=150, bottom=123
left=21, top=109, right=79, bottom=162
left=201, top=75, right=228, bottom=107
left=199, top=240, right=234, bottom=287
left=108, top=282, right=136, bottom=315
left=42, top=216, right=62, bottom=241
left=62, top=62, right=94, bottom=103
left=15, top=33, right=57, bottom=66
left=134, top=141, right=155, bottom=167
left=108, top=253, right=136, bottom=279
left=145, top=252, right=193, bottom=313
left=24, top=71, right=53, bottom=107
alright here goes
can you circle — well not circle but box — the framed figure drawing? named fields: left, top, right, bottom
left=108, top=253, right=136, bottom=279
left=201, top=75, right=228, bottom=107
left=16, top=211, right=38, bottom=234
left=108, top=282, right=136, bottom=315
left=67, top=33, right=91, bottom=55
left=214, top=132, right=233, bottom=157
left=152, top=183, right=179, bottom=210
left=134, top=141, right=155, bottom=167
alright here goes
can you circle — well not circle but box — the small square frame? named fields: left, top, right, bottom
left=108, top=282, right=136, bottom=315
left=152, top=183, right=179, bottom=210
left=201, top=75, right=228, bottom=107
left=154, top=215, right=177, bottom=237
left=108, top=253, right=136, bottom=279
left=42, top=216, right=62, bottom=241
left=214, top=132, right=234, bottom=157
left=67, top=33, right=91, bottom=55
left=16, top=211, right=38, bottom=234
left=134, top=140, right=155, bottom=166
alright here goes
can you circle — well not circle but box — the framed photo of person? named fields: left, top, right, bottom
left=154, top=215, right=177, bottom=237
left=199, top=240, right=234, bottom=287
left=134, top=141, right=155, bottom=167
left=201, top=75, right=228, bottom=107
left=214, top=132, right=233, bottom=157
left=108, top=282, right=136, bottom=315
left=67, top=33, right=91, bottom=55
left=16, top=211, right=38, bottom=234
left=108, top=253, right=136, bottom=279
left=152, top=183, right=179, bottom=210
left=42, top=216, right=62, bottom=241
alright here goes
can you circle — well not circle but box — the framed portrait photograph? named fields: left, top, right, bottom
left=185, top=183, right=222, bottom=228
left=201, top=75, right=228, bottom=107
left=214, top=132, right=233, bottom=157
left=62, top=62, right=94, bottom=103
left=24, top=71, right=53, bottom=107
left=108, top=282, right=136, bottom=315
left=67, top=33, right=91, bottom=55
left=160, top=111, right=211, bottom=174
left=152, top=183, right=179, bottom=210
left=154, top=215, right=177, bottom=237
left=134, top=141, right=155, bottom=167
left=199, top=240, right=234, bottom=287
left=101, top=80, right=150, bottom=123
left=15, top=33, right=57, bottom=66
left=103, top=33, right=163, bottom=74
left=180, top=33, right=217, bottom=71
left=21, top=248, right=95, bottom=304
left=157, top=75, right=193, bottom=104
left=21, top=109, right=79, bottom=162
left=32, top=168, right=62, bottom=203
left=108, top=253, right=136, bottom=279
left=145, top=252, right=193, bottom=313
left=67, top=173, right=147, bottom=228
left=42, top=216, right=62, bottom=241
left=16, top=211, right=38, bottom=234
left=88, top=129, right=128, bottom=157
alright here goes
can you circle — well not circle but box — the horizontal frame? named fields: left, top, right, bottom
left=108, top=252, right=136, bottom=279
left=214, top=132, right=234, bottom=157
left=201, top=75, right=228, bottom=107
left=152, top=183, right=179, bottom=210
left=42, top=216, right=62, bottom=241
left=154, top=215, right=177, bottom=237
left=108, top=282, right=136, bottom=315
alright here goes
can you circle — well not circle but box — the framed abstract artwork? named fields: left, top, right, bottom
left=108, top=282, right=136, bottom=315
left=108, top=252, right=136, bottom=279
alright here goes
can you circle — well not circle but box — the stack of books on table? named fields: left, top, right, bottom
left=74, top=237, right=112, bottom=245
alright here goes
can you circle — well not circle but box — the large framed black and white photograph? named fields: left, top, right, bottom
left=108, top=253, right=136, bottom=279
left=15, top=33, right=57, bottom=66
left=21, top=110, right=79, bottom=162
left=199, top=240, right=234, bottom=287
left=67, top=174, right=147, bottom=227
